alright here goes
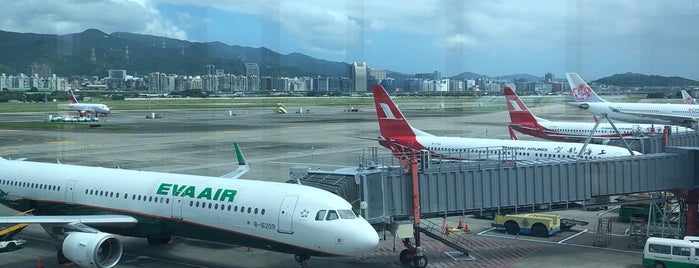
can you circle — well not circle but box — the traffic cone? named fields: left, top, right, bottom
left=463, top=222, right=471, bottom=233
left=457, top=217, right=463, bottom=229
left=36, top=256, right=44, bottom=268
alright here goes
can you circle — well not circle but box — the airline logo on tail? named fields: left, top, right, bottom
left=566, top=73, right=606, bottom=103
left=504, top=87, right=537, bottom=125
left=378, top=103, right=397, bottom=119
left=571, top=84, right=593, bottom=101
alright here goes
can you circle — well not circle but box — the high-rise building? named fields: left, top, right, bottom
left=30, top=63, right=52, bottom=78
left=350, top=62, right=367, bottom=92
left=544, top=73, right=555, bottom=82
left=245, top=63, right=260, bottom=77
left=206, top=64, right=215, bottom=76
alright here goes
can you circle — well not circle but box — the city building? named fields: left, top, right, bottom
left=350, top=62, right=367, bottom=92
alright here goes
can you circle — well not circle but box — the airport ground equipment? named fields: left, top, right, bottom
left=560, top=218, right=589, bottom=231
left=593, top=218, right=613, bottom=247
left=627, top=217, right=647, bottom=249
left=0, top=209, right=32, bottom=252
left=492, top=213, right=561, bottom=237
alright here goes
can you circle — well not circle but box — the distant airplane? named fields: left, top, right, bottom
left=68, top=89, right=111, bottom=116
left=0, top=143, right=378, bottom=268
left=566, top=73, right=699, bottom=125
left=504, top=87, right=694, bottom=142
left=682, top=90, right=697, bottom=104
left=372, top=84, right=640, bottom=161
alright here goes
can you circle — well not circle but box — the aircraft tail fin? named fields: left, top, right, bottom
left=372, top=85, right=431, bottom=138
left=682, top=90, right=697, bottom=104
left=565, top=73, right=606, bottom=103
left=504, top=87, right=538, bottom=124
left=68, top=89, right=79, bottom=104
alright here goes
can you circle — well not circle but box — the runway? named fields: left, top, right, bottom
left=0, top=97, right=646, bottom=267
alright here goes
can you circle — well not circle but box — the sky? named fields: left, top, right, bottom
left=0, top=0, right=698, bottom=80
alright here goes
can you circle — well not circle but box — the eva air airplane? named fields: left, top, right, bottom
left=0, top=143, right=379, bottom=268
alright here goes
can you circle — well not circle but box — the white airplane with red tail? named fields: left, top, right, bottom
left=372, top=84, right=640, bottom=161
left=505, top=87, right=693, bottom=142
left=68, top=89, right=111, bottom=116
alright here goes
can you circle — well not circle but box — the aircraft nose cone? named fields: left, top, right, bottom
left=353, top=221, right=379, bottom=254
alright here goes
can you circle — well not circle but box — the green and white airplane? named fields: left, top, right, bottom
left=0, top=143, right=379, bottom=268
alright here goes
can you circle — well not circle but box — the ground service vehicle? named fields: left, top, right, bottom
left=643, top=237, right=699, bottom=268
left=492, top=213, right=561, bottom=237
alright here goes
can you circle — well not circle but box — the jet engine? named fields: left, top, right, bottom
left=578, top=103, right=590, bottom=110
left=62, top=232, right=123, bottom=268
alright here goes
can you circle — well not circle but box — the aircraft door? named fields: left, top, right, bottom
left=64, top=180, right=76, bottom=204
left=277, top=195, right=298, bottom=234
left=171, top=197, right=183, bottom=219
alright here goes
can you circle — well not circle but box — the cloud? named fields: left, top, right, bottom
left=0, top=0, right=187, bottom=39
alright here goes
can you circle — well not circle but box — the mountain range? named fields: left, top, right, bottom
left=0, top=29, right=698, bottom=87
left=0, top=29, right=350, bottom=78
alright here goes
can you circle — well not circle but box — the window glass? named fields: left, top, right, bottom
left=673, top=246, right=691, bottom=256
left=326, top=210, right=339, bottom=221
left=338, top=210, right=356, bottom=219
left=315, top=210, right=327, bottom=221
left=649, top=244, right=671, bottom=254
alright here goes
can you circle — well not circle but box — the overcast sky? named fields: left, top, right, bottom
left=1, top=0, right=698, bottom=80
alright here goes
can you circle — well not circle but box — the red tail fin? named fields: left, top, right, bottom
left=372, top=85, right=417, bottom=138
left=504, top=87, right=537, bottom=124
left=68, top=89, right=79, bottom=104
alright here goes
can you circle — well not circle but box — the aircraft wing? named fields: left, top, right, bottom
left=608, top=106, right=698, bottom=124
left=219, top=142, right=249, bottom=179
left=0, top=215, right=138, bottom=228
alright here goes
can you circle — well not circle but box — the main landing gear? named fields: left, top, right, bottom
left=294, top=254, right=310, bottom=268
left=399, top=238, right=428, bottom=268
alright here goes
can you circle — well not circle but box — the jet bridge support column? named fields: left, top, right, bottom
left=674, top=189, right=699, bottom=236
left=410, top=153, right=422, bottom=249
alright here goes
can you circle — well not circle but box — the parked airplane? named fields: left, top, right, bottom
left=0, top=143, right=378, bottom=268
left=505, top=87, right=693, bottom=142
left=682, top=90, right=697, bottom=104
left=372, top=85, right=640, bottom=161
left=566, top=73, right=699, bottom=125
left=68, top=89, right=111, bottom=116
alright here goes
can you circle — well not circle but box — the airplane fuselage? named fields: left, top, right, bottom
left=384, top=134, right=638, bottom=160
left=69, top=103, right=111, bottom=116
left=510, top=121, right=694, bottom=142
left=582, top=102, right=699, bottom=125
left=0, top=159, right=378, bottom=257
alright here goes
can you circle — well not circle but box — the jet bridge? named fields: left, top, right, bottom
left=295, top=132, right=699, bottom=267
left=297, top=132, right=699, bottom=220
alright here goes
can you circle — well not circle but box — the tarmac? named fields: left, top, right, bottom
left=0, top=97, right=647, bottom=267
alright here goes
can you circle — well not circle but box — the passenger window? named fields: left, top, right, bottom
left=326, top=210, right=339, bottom=221
left=315, top=210, right=327, bottom=221
left=649, top=244, right=671, bottom=254
left=673, top=246, right=691, bottom=256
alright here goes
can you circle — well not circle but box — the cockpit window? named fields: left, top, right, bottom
left=315, top=210, right=327, bottom=221
left=326, top=210, right=339, bottom=221
left=338, top=210, right=356, bottom=219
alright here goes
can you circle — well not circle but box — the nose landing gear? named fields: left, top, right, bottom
left=294, top=254, right=310, bottom=268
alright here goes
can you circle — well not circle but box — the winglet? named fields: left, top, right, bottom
left=234, top=142, right=246, bottom=166
left=565, top=73, right=606, bottom=103
left=220, top=142, right=249, bottom=179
